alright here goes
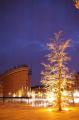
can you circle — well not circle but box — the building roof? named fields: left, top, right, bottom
left=1, top=64, right=29, bottom=77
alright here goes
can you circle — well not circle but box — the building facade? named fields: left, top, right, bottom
left=0, top=65, right=31, bottom=97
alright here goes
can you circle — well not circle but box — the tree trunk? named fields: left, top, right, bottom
left=58, top=61, right=62, bottom=111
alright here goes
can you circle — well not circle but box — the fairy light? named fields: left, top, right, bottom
left=41, top=32, right=73, bottom=111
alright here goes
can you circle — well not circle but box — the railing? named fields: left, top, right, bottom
left=0, top=97, right=31, bottom=104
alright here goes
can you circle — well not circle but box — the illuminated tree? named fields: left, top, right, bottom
left=41, top=31, right=73, bottom=111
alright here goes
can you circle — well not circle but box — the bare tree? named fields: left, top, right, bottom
left=41, top=31, right=73, bottom=111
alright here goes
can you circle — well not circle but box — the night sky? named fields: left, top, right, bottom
left=0, top=0, right=79, bottom=85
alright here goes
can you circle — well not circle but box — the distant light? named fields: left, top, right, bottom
left=27, top=91, right=31, bottom=97
left=63, top=108, right=69, bottom=111
left=32, top=103, right=35, bottom=107
left=18, top=90, right=23, bottom=97
left=9, top=92, right=11, bottom=96
left=31, top=91, right=35, bottom=98
left=48, top=108, right=52, bottom=112
left=18, top=94, right=22, bottom=97
left=43, top=102, right=47, bottom=107
left=74, top=98, right=79, bottom=103
left=73, top=90, right=79, bottom=97
left=47, top=92, right=55, bottom=103
left=13, top=93, right=16, bottom=97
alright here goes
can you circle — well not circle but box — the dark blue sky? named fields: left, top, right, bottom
left=0, top=0, right=79, bottom=85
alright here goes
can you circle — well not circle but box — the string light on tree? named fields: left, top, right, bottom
left=41, top=31, right=74, bottom=111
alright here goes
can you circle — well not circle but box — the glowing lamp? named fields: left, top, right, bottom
left=13, top=93, right=16, bottom=97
